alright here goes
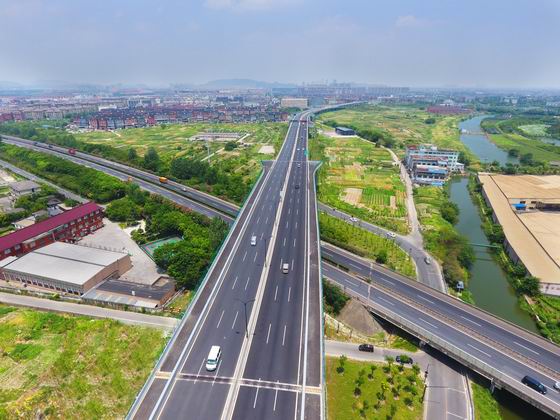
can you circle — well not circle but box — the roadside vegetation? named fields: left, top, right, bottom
left=326, top=356, right=424, bottom=420
left=0, top=121, right=288, bottom=204
left=469, top=177, right=560, bottom=343
left=310, top=130, right=409, bottom=233
left=471, top=381, right=501, bottom=420
left=319, top=212, right=416, bottom=278
left=0, top=305, right=165, bottom=418
left=322, top=279, right=350, bottom=316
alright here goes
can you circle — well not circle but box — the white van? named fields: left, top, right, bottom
left=206, top=345, right=221, bottom=371
left=282, top=263, right=290, bottom=274
left=250, top=235, right=257, bottom=246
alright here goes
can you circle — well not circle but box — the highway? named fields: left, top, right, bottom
left=118, top=114, right=323, bottom=419
left=4, top=121, right=560, bottom=417
left=321, top=246, right=560, bottom=418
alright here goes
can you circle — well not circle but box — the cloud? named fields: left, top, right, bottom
left=204, top=0, right=299, bottom=11
left=395, top=15, right=429, bottom=28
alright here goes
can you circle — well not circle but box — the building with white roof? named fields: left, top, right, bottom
left=0, top=241, right=132, bottom=295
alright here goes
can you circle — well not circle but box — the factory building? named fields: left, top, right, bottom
left=280, top=97, right=308, bottom=109
left=335, top=127, right=356, bottom=136
left=0, top=242, right=132, bottom=295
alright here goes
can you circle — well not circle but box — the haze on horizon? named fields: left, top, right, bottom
left=1, top=0, right=559, bottom=89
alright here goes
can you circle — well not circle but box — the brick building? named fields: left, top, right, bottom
left=0, top=202, right=104, bottom=260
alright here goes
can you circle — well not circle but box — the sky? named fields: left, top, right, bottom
left=0, top=0, right=559, bottom=88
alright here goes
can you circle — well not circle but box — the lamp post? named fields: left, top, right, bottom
left=235, top=298, right=255, bottom=339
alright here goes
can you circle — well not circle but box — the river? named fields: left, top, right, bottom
left=453, top=116, right=543, bottom=419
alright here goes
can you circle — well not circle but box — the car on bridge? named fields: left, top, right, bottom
left=522, top=375, right=547, bottom=395
left=206, top=346, right=222, bottom=372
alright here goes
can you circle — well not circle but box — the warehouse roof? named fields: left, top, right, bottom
left=2, top=242, right=128, bottom=286
left=0, top=202, right=102, bottom=253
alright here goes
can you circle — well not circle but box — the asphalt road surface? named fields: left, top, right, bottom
left=322, top=260, right=560, bottom=418
left=125, top=114, right=322, bottom=420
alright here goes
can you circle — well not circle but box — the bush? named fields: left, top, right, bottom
left=322, top=280, right=350, bottom=315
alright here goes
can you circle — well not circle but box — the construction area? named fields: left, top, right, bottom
left=479, top=174, right=560, bottom=295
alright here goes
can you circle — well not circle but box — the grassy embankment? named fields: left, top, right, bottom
left=481, top=117, right=560, bottom=166
left=471, top=381, right=501, bottom=420
left=310, top=131, right=408, bottom=233
left=319, top=212, right=416, bottom=278
left=326, top=356, right=424, bottom=420
left=0, top=305, right=165, bottom=418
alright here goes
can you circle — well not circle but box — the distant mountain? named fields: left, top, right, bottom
left=199, top=79, right=297, bottom=90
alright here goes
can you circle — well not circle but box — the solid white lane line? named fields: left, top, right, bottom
left=274, top=285, right=278, bottom=301
left=460, top=315, right=482, bottom=327
left=282, top=324, right=287, bottom=346
left=266, top=323, right=272, bottom=344
left=418, top=318, right=439, bottom=329
left=288, top=287, right=291, bottom=302
left=243, top=251, right=247, bottom=262
left=273, top=383, right=279, bottom=411
left=514, top=341, right=540, bottom=356
left=231, top=276, right=238, bottom=290
left=245, top=276, right=251, bottom=290
left=253, top=382, right=260, bottom=408
left=217, top=310, right=224, bottom=328
left=417, top=294, right=435, bottom=304
left=232, top=311, right=239, bottom=329
left=468, top=343, right=492, bottom=358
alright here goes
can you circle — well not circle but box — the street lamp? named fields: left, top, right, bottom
left=235, top=298, right=255, bottom=339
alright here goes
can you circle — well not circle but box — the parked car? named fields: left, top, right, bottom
left=358, top=344, right=374, bottom=352
left=396, top=355, right=413, bottom=364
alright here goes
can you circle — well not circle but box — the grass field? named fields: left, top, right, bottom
left=471, top=381, right=501, bottom=420
left=326, top=356, right=424, bottom=420
left=311, top=132, right=409, bottom=233
left=319, top=212, right=416, bottom=278
left=518, top=124, right=550, bottom=137
left=0, top=305, right=165, bottom=418
left=75, top=122, right=287, bottom=184
left=317, top=104, right=474, bottom=160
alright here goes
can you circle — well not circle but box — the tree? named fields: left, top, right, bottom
left=518, top=276, right=541, bottom=297
left=368, top=364, right=377, bottom=380
left=440, top=201, right=459, bottom=225
left=143, top=147, right=160, bottom=171
left=376, top=249, right=388, bottom=264
left=520, top=153, right=534, bottom=166
left=404, top=396, right=413, bottom=407
left=128, top=148, right=138, bottom=162
left=322, top=280, right=350, bottom=315
left=224, top=141, right=237, bottom=151
left=458, top=151, right=471, bottom=167
left=106, top=197, right=142, bottom=222
left=508, top=148, right=520, bottom=157
left=337, top=355, right=347, bottom=374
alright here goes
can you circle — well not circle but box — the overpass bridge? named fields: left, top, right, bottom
left=3, top=109, right=560, bottom=418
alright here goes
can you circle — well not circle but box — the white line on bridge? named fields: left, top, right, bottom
left=418, top=318, right=439, bottom=329
left=217, top=310, right=224, bottom=328
left=254, top=252, right=258, bottom=262
left=232, top=311, right=239, bottom=330
left=273, top=382, right=279, bottom=411
left=417, top=294, right=435, bottom=304
left=283, top=237, right=286, bottom=247
left=245, top=276, right=251, bottom=290
left=274, top=285, right=278, bottom=301
left=243, top=251, right=247, bottom=262
left=266, top=323, right=272, bottom=344
left=460, top=315, right=482, bottom=327
left=282, top=324, right=287, bottom=346
left=232, top=276, right=238, bottom=290
left=253, top=380, right=261, bottom=408
left=467, top=343, right=492, bottom=358
left=288, top=287, right=291, bottom=302
left=513, top=341, right=540, bottom=356
left=377, top=296, right=395, bottom=306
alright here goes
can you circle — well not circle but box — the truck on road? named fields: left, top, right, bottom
left=159, top=177, right=168, bottom=184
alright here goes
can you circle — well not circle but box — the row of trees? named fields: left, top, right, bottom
left=321, top=119, right=396, bottom=148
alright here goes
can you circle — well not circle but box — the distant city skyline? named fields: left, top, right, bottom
left=0, top=0, right=559, bottom=89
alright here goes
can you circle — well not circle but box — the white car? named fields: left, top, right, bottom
left=206, top=345, right=221, bottom=371
left=386, top=232, right=396, bottom=239
left=554, top=381, right=560, bottom=391
left=250, top=235, right=257, bottom=246
left=349, top=217, right=358, bottom=223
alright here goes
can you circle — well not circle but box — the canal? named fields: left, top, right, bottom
left=453, top=116, right=543, bottom=419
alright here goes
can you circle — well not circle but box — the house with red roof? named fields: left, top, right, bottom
left=0, top=202, right=104, bottom=260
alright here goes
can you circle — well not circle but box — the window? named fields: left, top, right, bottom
left=14, top=245, right=20, bottom=250
left=4, top=249, right=10, bottom=255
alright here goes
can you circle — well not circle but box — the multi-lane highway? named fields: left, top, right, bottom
left=4, top=117, right=560, bottom=418
left=322, top=244, right=560, bottom=419
left=116, top=115, right=323, bottom=419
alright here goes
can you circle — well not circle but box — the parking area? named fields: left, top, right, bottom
left=81, top=218, right=162, bottom=285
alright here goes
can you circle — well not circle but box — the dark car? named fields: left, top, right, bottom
left=358, top=344, right=374, bottom=353
left=396, top=355, right=413, bottom=364
left=522, top=375, right=547, bottom=394
left=295, top=184, right=300, bottom=189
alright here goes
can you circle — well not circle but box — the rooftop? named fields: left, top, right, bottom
left=0, top=202, right=102, bottom=253
left=2, top=242, right=128, bottom=286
